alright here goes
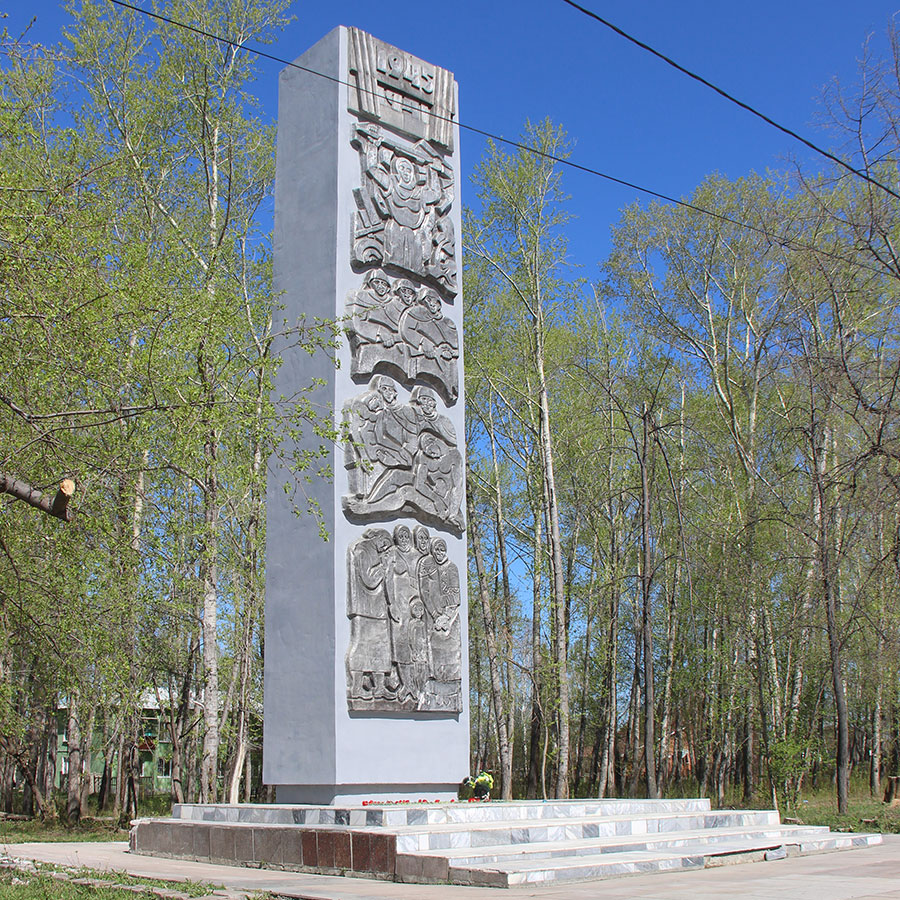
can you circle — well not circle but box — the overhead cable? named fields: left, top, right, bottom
left=558, top=0, right=900, bottom=202
left=104, top=0, right=890, bottom=278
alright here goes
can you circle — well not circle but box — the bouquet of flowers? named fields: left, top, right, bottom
left=458, top=771, right=494, bottom=801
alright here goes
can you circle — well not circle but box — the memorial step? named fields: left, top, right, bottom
left=436, top=831, right=883, bottom=887
left=391, top=809, right=783, bottom=852
left=132, top=799, right=883, bottom=887
left=171, top=796, right=713, bottom=827
left=401, top=823, right=834, bottom=866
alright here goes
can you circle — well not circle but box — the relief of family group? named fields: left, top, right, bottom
left=346, top=524, right=462, bottom=713
left=342, top=376, right=464, bottom=532
left=345, top=268, right=459, bottom=404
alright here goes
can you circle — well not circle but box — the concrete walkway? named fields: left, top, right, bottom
left=2, top=836, right=899, bottom=899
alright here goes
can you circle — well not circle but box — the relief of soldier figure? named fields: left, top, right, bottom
left=342, top=376, right=464, bottom=532
left=346, top=524, right=462, bottom=712
left=350, top=123, right=457, bottom=297
left=345, top=268, right=459, bottom=404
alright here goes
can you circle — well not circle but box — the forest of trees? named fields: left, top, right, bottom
left=0, top=0, right=338, bottom=821
left=465, top=107, right=900, bottom=812
left=2, top=1, right=900, bottom=821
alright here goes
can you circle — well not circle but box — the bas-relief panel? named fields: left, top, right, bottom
left=350, top=124, right=457, bottom=297
left=345, top=268, right=459, bottom=403
left=341, top=30, right=463, bottom=716
left=346, top=525, right=462, bottom=713
left=347, top=27, right=456, bottom=151
left=342, top=377, right=463, bottom=533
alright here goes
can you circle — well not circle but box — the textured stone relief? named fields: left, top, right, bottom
left=342, top=30, right=465, bottom=721
left=346, top=524, right=462, bottom=712
left=342, top=377, right=463, bottom=532
left=345, top=268, right=459, bottom=403
left=351, top=124, right=457, bottom=297
left=347, top=27, right=456, bottom=151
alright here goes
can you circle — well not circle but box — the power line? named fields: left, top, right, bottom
left=104, top=0, right=697, bottom=213
left=558, top=0, right=900, bottom=202
left=103, top=0, right=889, bottom=278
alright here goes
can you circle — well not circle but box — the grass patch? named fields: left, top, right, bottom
left=0, top=868, right=159, bottom=899
left=655, top=777, right=900, bottom=833
left=0, top=819, right=127, bottom=844
left=68, top=868, right=218, bottom=897
left=0, top=861, right=223, bottom=899
left=782, top=788, right=900, bottom=834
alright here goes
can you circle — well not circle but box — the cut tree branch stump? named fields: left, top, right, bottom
left=0, top=472, right=75, bottom=522
left=883, top=775, right=900, bottom=805
left=51, top=478, right=75, bottom=520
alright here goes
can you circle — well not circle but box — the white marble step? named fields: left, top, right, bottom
left=441, top=832, right=883, bottom=887
left=405, top=823, right=834, bottom=866
left=171, top=797, right=713, bottom=827
left=141, top=799, right=883, bottom=887
left=392, top=809, right=781, bottom=852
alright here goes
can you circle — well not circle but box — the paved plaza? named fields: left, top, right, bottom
left=2, top=835, right=899, bottom=899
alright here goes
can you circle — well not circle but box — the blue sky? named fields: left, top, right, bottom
left=11, top=0, right=900, bottom=271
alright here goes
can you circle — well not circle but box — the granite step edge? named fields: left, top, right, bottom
left=392, top=811, right=782, bottom=850
left=443, top=833, right=884, bottom=887
left=400, top=839, right=775, bottom=884
left=388, top=809, right=781, bottom=834
left=486, top=831, right=884, bottom=873
left=399, top=824, right=835, bottom=864
left=443, top=848, right=704, bottom=887
left=172, top=798, right=713, bottom=827
left=141, top=809, right=782, bottom=840
left=133, top=811, right=784, bottom=861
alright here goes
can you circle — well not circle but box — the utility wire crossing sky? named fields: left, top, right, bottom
left=107, top=0, right=896, bottom=279
left=559, top=0, right=900, bottom=201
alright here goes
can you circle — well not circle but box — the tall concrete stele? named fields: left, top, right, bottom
left=263, top=27, right=469, bottom=804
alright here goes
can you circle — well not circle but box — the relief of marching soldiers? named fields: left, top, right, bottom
left=345, top=268, right=459, bottom=404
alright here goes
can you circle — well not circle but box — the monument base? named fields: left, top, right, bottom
left=274, top=783, right=458, bottom=804
left=131, top=798, right=881, bottom=887
left=263, top=24, right=470, bottom=801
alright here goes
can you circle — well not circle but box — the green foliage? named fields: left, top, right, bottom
left=768, top=737, right=811, bottom=811
left=465, top=102, right=900, bottom=807
left=0, top=0, right=334, bottom=810
left=2, top=2, right=899, bottom=819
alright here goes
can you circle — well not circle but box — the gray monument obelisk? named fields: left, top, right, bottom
left=263, top=27, right=469, bottom=804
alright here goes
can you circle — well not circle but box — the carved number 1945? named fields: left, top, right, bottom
left=376, top=50, right=435, bottom=95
